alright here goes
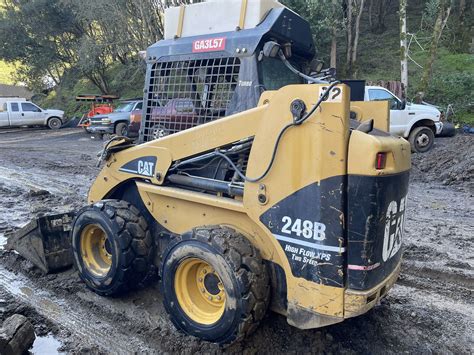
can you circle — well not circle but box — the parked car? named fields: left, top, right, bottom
left=88, top=99, right=142, bottom=137
left=0, top=101, right=65, bottom=129
left=128, top=98, right=198, bottom=140
left=364, top=86, right=443, bottom=153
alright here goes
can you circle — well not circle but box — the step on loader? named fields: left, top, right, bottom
left=8, top=0, right=411, bottom=344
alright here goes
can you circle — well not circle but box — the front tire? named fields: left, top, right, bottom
left=71, top=200, right=154, bottom=296
left=47, top=117, right=62, bottom=130
left=409, top=126, right=435, bottom=153
left=115, top=122, right=129, bottom=136
left=161, top=227, right=270, bottom=344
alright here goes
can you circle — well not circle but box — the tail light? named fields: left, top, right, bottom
left=376, top=152, right=387, bottom=170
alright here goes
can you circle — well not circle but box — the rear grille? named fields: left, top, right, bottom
left=141, top=57, right=241, bottom=142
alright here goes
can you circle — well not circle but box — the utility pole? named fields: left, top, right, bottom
left=400, top=0, right=408, bottom=95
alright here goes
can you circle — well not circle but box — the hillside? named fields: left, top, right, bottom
left=0, top=0, right=472, bottom=123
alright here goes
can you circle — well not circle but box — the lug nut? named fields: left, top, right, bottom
left=208, top=296, right=212, bottom=301
left=201, top=288, right=205, bottom=293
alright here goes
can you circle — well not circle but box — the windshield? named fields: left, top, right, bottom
left=368, top=89, right=400, bottom=110
left=114, top=102, right=135, bottom=112
left=260, top=57, right=304, bottom=90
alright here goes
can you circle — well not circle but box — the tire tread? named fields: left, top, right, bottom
left=162, top=226, right=270, bottom=344
left=73, top=199, right=154, bottom=296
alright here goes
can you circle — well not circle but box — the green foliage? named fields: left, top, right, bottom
left=36, top=61, right=146, bottom=118
left=425, top=52, right=474, bottom=117
left=0, top=61, right=15, bottom=84
left=282, top=0, right=345, bottom=62
left=1, top=0, right=472, bottom=123
left=422, top=0, right=441, bottom=29
left=0, top=0, right=81, bottom=89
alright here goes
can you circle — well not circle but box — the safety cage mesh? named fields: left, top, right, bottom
left=141, top=57, right=241, bottom=142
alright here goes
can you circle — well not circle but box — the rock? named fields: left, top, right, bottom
left=0, top=314, right=36, bottom=355
left=28, top=189, right=51, bottom=197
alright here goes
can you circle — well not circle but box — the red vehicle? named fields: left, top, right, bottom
left=76, top=94, right=119, bottom=131
left=128, top=98, right=198, bottom=140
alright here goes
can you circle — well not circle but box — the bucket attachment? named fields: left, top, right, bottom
left=6, top=213, right=74, bottom=274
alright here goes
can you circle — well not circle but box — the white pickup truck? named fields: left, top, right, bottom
left=365, top=86, right=443, bottom=153
left=0, top=101, right=65, bottom=129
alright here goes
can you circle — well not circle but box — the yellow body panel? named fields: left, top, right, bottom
left=350, top=100, right=390, bottom=132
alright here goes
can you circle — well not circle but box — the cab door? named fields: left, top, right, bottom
left=20, top=102, right=44, bottom=125
left=0, top=103, right=10, bottom=127
left=7, top=102, right=23, bottom=126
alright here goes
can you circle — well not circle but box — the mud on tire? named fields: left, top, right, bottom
left=72, top=199, right=154, bottom=296
left=160, top=226, right=270, bottom=344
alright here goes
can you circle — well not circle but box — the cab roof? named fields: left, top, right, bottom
left=146, top=7, right=315, bottom=62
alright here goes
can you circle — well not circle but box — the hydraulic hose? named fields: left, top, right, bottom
left=278, top=50, right=329, bottom=84
left=215, top=80, right=341, bottom=183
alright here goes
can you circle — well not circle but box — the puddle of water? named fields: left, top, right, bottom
left=31, top=334, right=63, bottom=355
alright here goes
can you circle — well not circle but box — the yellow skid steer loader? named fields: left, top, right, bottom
left=8, top=0, right=410, bottom=344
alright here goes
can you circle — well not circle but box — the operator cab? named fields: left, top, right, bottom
left=140, top=3, right=319, bottom=143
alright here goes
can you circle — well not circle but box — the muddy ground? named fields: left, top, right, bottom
left=0, top=127, right=472, bottom=354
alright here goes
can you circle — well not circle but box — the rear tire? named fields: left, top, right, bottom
left=47, top=117, right=62, bottom=130
left=71, top=199, right=154, bottom=296
left=409, top=126, right=435, bottom=153
left=161, top=227, right=270, bottom=344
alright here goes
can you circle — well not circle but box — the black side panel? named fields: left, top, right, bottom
left=118, top=156, right=157, bottom=178
left=347, top=172, right=410, bottom=290
left=260, top=177, right=345, bottom=288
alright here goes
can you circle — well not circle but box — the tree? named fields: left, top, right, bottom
left=400, top=0, right=408, bottom=92
left=0, top=0, right=81, bottom=89
left=450, top=0, right=470, bottom=52
left=369, top=0, right=393, bottom=33
left=282, top=0, right=344, bottom=70
left=330, top=0, right=339, bottom=68
left=345, top=0, right=365, bottom=77
left=418, top=0, right=453, bottom=94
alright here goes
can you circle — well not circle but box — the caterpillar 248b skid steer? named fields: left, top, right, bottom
left=8, top=0, right=411, bottom=345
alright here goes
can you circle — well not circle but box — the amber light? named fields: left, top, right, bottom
left=130, top=112, right=140, bottom=123
left=376, top=152, right=387, bottom=170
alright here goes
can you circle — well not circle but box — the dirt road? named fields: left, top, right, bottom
left=0, top=128, right=472, bottom=354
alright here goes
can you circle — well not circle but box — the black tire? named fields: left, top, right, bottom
left=437, top=122, right=456, bottom=137
left=161, top=227, right=270, bottom=344
left=151, top=124, right=169, bottom=140
left=47, top=117, right=62, bottom=130
left=71, top=199, right=154, bottom=296
left=408, top=126, right=435, bottom=153
left=115, top=122, right=128, bottom=136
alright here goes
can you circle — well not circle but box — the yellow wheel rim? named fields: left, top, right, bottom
left=80, top=224, right=112, bottom=277
left=174, top=258, right=226, bottom=325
